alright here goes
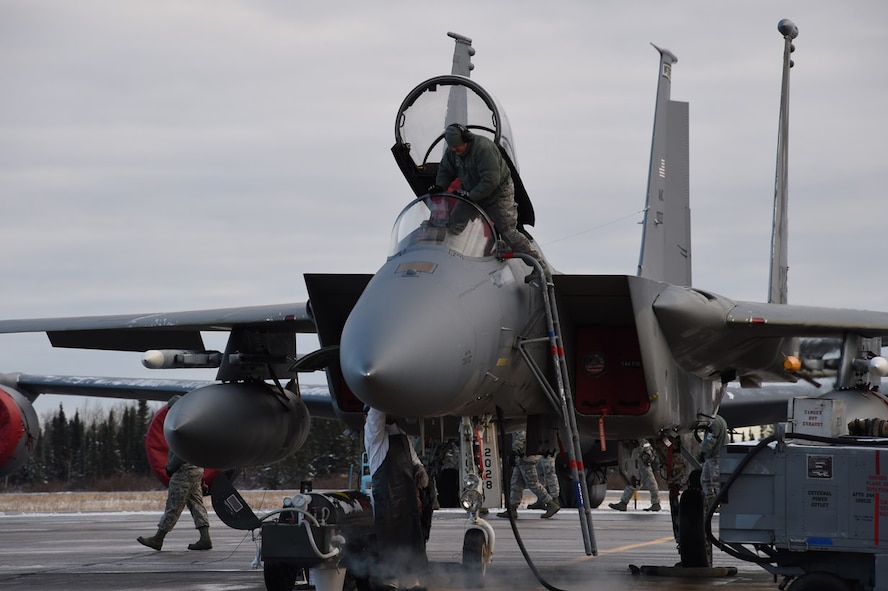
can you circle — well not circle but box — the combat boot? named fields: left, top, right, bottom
left=643, top=503, right=661, bottom=512
left=496, top=506, right=517, bottom=519
left=188, top=526, right=212, bottom=550
left=527, top=499, right=547, bottom=510
left=608, top=501, right=628, bottom=512
left=541, top=500, right=561, bottom=519
left=524, top=268, right=552, bottom=286
left=137, top=529, right=166, bottom=551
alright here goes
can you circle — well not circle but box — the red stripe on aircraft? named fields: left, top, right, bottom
left=876, top=450, right=881, bottom=546
left=599, top=411, right=607, bottom=452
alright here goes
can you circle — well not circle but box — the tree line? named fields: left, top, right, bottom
left=4, top=400, right=363, bottom=492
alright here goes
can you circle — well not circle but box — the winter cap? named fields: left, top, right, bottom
left=445, top=124, right=468, bottom=147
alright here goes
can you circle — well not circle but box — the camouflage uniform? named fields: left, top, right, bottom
left=536, top=455, right=560, bottom=501
left=700, top=415, right=728, bottom=511
left=506, top=431, right=552, bottom=507
left=616, top=441, right=660, bottom=507
left=157, top=462, right=209, bottom=533
left=137, top=395, right=211, bottom=552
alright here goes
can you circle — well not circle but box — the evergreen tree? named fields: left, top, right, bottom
left=85, top=422, right=101, bottom=481
left=5, top=399, right=362, bottom=492
left=98, top=410, right=121, bottom=478
left=48, top=405, right=71, bottom=483
left=69, top=411, right=86, bottom=485
left=133, top=400, right=151, bottom=475
left=118, top=406, right=135, bottom=473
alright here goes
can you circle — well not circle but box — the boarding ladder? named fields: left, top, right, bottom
left=512, top=253, right=598, bottom=557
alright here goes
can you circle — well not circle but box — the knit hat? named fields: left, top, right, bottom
left=445, top=124, right=468, bottom=147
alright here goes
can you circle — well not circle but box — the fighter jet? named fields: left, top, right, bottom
left=300, top=22, right=888, bottom=563
left=3, top=23, right=888, bottom=576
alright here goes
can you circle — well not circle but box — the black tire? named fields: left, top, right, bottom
left=462, top=529, right=487, bottom=589
left=586, top=470, right=607, bottom=509
left=340, top=534, right=375, bottom=591
left=677, top=488, right=709, bottom=567
left=436, top=468, right=460, bottom=508
left=342, top=571, right=373, bottom=591
left=558, top=467, right=607, bottom=509
left=787, top=572, right=851, bottom=591
left=263, top=561, right=298, bottom=591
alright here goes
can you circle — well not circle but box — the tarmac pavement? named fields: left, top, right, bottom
left=0, top=491, right=782, bottom=591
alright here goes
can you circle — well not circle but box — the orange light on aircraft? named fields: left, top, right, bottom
left=783, top=356, right=802, bottom=373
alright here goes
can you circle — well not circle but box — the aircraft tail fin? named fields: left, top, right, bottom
left=637, top=45, right=691, bottom=286
left=444, top=32, right=475, bottom=127
left=447, top=32, right=474, bottom=77
left=768, top=20, right=798, bottom=305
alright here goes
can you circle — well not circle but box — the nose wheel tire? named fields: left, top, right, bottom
left=263, top=561, right=301, bottom=591
left=462, top=529, right=488, bottom=588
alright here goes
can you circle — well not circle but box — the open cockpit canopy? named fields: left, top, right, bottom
left=392, top=75, right=534, bottom=229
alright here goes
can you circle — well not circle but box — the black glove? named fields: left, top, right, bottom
left=166, top=454, right=184, bottom=476
left=427, top=185, right=442, bottom=194
left=454, top=189, right=470, bottom=198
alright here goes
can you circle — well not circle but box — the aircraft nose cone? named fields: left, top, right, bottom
left=340, top=278, right=475, bottom=417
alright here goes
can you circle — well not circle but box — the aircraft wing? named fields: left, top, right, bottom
left=655, top=284, right=888, bottom=382
left=0, top=302, right=316, bottom=384
left=0, top=301, right=346, bottom=423
left=723, top=300, right=888, bottom=337
left=553, top=275, right=888, bottom=397
left=1, top=372, right=212, bottom=402
left=0, top=372, right=339, bottom=419
left=0, top=302, right=315, bottom=352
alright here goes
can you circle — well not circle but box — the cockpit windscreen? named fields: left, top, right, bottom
left=389, top=195, right=497, bottom=259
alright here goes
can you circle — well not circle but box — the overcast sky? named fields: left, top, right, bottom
left=1, top=2, right=886, bottom=416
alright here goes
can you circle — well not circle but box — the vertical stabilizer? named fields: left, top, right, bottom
left=445, top=32, right=475, bottom=126
left=768, top=20, right=798, bottom=305
left=637, top=45, right=691, bottom=286
left=448, top=32, right=474, bottom=77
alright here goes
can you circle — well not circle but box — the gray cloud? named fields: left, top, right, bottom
left=1, top=1, right=886, bottom=414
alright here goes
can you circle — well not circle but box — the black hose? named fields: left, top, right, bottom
left=704, top=435, right=779, bottom=564
left=495, top=406, right=570, bottom=591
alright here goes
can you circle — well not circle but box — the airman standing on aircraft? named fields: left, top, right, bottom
left=699, top=414, right=728, bottom=511
left=434, top=123, right=549, bottom=280
left=137, top=395, right=212, bottom=551
left=497, top=430, right=561, bottom=519
left=363, top=406, right=429, bottom=591
left=609, top=440, right=660, bottom=512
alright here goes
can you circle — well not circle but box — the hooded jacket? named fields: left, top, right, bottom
left=435, top=134, right=512, bottom=208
